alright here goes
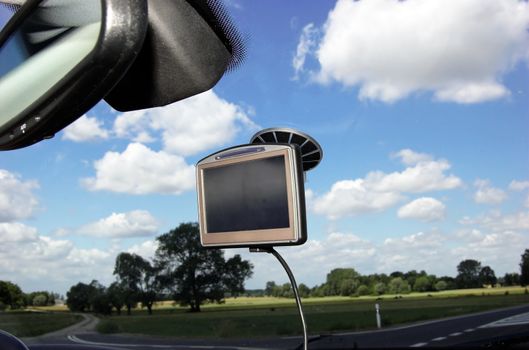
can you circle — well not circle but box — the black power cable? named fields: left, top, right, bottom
left=250, top=247, right=308, bottom=350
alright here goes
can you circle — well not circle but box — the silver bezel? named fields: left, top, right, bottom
left=196, top=144, right=303, bottom=248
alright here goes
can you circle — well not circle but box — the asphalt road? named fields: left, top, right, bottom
left=23, top=304, right=529, bottom=349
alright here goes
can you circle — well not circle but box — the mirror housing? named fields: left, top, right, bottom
left=0, top=0, right=148, bottom=150
left=104, top=0, right=246, bottom=111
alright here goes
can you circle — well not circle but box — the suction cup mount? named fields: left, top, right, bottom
left=250, top=127, right=323, bottom=172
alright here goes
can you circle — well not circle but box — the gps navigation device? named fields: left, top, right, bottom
left=196, top=144, right=307, bottom=248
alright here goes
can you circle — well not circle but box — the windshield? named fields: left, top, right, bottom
left=1, top=0, right=528, bottom=349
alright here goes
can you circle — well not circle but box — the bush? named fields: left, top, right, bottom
left=96, top=320, right=120, bottom=334
left=434, top=281, right=447, bottom=291
left=357, top=285, right=370, bottom=296
left=33, top=294, right=47, bottom=307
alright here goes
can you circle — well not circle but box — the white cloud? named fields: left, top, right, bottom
left=459, top=210, right=529, bottom=232
left=113, top=110, right=155, bottom=143
left=82, top=143, right=195, bottom=195
left=377, top=231, right=448, bottom=273
left=0, top=222, right=38, bottom=242
left=312, top=150, right=461, bottom=219
left=113, top=90, right=258, bottom=156
left=450, top=229, right=528, bottom=274
left=509, top=180, right=529, bottom=191
left=474, top=179, right=507, bottom=205
left=0, top=222, right=117, bottom=292
left=127, top=239, right=159, bottom=260
left=298, top=0, right=529, bottom=103
left=62, top=115, right=109, bottom=142
left=384, top=231, right=444, bottom=249
left=77, top=210, right=159, bottom=238
left=313, top=179, right=403, bottom=219
left=366, top=157, right=462, bottom=193
left=292, top=23, right=319, bottom=80
left=228, top=232, right=376, bottom=288
left=0, top=169, right=39, bottom=222
left=392, top=149, right=432, bottom=166
left=397, top=197, right=446, bottom=222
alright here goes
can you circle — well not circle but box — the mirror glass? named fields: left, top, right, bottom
left=0, top=1, right=102, bottom=130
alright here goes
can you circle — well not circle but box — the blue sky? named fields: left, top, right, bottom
left=1, top=0, right=528, bottom=294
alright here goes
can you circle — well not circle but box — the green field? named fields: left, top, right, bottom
left=0, top=311, right=83, bottom=337
left=2, top=287, right=527, bottom=339
left=101, top=287, right=529, bottom=338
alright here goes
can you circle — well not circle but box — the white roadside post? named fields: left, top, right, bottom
left=375, top=303, right=382, bottom=329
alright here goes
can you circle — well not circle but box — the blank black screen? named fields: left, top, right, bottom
left=203, top=155, right=290, bottom=233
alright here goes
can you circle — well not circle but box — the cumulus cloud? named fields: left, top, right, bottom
left=0, top=169, right=39, bottom=222
left=313, top=179, right=403, bottom=219
left=227, top=232, right=376, bottom=288
left=62, top=115, right=109, bottom=142
left=365, top=157, right=462, bottom=193
left=113, top=90, right=258, bottom=156
left=113, top=110, right=155, bottom=143
left=127, top=239, right=159, bottom=260
left=0, top=224, right=115, bottom=291
left=292, top=23, right=319, bottom=80
left=392, top=149, right=433, bottom=166
left=397, top=197, right=446, bottom=222
left=0, top=222, right=38, bottom=242
left=77, top=210, right=159, bottom=238
left=476, top=210, right=529, bottom=232
left=509, top=180, right=529, bottom=191
left=295, top=0, right=529, bottom=103
left=312, top=149, right=461, bottom=219
left=82, top=143, right=195, bottom=195
left=474, top=179, right=507, bottom=205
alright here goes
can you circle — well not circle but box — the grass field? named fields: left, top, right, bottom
left=0, top=311, right=82, bottom=337
left=3, top=287, right=526, bottom=338
left=101, top=287, right=529, bottom=338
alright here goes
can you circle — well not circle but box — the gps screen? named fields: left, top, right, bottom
left=203, top=155, right=290, bottom=233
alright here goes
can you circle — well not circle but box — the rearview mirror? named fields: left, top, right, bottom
left=0, top=0, right=246, bottom=151
left=0, top=0, right=148, bottom=150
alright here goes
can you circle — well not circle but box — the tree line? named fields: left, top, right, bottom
left=264, top=249, right=529, bottom=298
left=0, top=280, right=60, bottom=311
left=66, top=222, right=254, bottom=314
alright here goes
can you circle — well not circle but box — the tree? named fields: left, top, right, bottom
left=389, top=277, right=410, bottom=294
left=357, top=285, right=370, bottom=296
left=374, top=282, right=386, bottom=295
left=114, top=252, right=160, bottom=315
left=0, top=281, right=25, bottom=309
left=89, top=281, right=112, bottom=315
left=32, top=294, right=48, bottom=306
left=66, top=282, right=97, bottom=312
left=413, top=276, right=431, bottom=292
left=456, top=259, right=481, bottom=288
left=298, top=283, right=310, bottom=298
left=479, top=266, right=497, bottom=286
left=521, top=249, right=529, bottom=286
left=434, top=281, right=447, bottom=291
left=114, top=252, right=144, bottom=315
left=223, top=255, right=253, bottom=298
left=326, top=268, right=360, bottom=296
left=107, top=282, right=126, bottom=315
left=339, top=279, right=358, bottom=296
left=502, top=273, right=520, bottom=286
left=265, top=281, right=277, bottom=296
left=155, top=222, right=253, bottom=312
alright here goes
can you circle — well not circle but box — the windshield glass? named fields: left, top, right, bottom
left=1, top=0, right=528, bottom=349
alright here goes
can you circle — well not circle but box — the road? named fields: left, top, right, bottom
left=23, top=304, right=529, bottom=349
